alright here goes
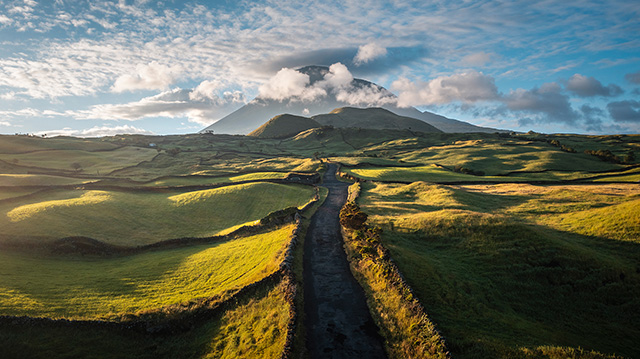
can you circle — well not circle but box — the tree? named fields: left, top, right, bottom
left=625, top=150, right=636, bottom=164
left=71, top=162, right=82, bottom=172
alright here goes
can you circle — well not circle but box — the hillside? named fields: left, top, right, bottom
left=200, top=65, right=500, bottom=135
left=312, top=107, right=442, bottom=133
left=1, top=132, right=639, bottom=358
left=248, top=114, right=322, bottom=138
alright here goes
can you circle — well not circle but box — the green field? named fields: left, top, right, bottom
left=0, top=279, right=290, bottom=359
left=0, top=225, right=294, bottom=319
left=0, top=174, right=92, bottom=186
left=0, top=182, right=314, bottom=246
left=2, top=146, right=158, bottom=174
left=143, top=172, right=289, bottom=187
left=358, top=181, right=640, bottom=358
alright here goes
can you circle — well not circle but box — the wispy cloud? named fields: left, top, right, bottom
left=73, top=84, right=246, bottom=126
left=36, top=125, right=153, bottom=138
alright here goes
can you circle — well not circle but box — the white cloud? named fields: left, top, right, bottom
left=0, top=14, right=13, bottom=25
left=391, top=71, right=499, bottom=107
left=320, top=62, right=353, bottom=89
left=74, top=85, right=246, bottom=126
left=36, top=125, right=153, bottom=138
left=353, top=43, right=387, bottom=65
left=0, top=120, right=11, bottom=126
left=112, top=62, right=181, bottom=93
left=257, top=62, right=396, bottom=107
left=257, top=67, right=326, bottom=102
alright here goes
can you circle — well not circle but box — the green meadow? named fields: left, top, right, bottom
left=357, top=181, right=640, bottom=358
left=0, top=280, right=290, bottom=359
left=0, top=182, right=314, bottom=246
left=0, top=225, right=294, bottom=319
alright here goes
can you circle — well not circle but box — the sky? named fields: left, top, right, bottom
left=0, top=0, right=639, bottom=137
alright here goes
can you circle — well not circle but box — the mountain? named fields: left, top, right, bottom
left=248, top=114, right=321, bottom=138
left=200, top=65, right=501, bottom=134
left=312, top=107, right=442, bottom=133
left=248, top=107, right=442, bottom=139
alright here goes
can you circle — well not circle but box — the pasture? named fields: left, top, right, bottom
left=0, top=225, right=294, bottom=319
left=0, top=182, right=314, bottom=246
left=357, top=181, right=640, bottom=358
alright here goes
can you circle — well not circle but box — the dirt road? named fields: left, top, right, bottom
left=303, top=164, right=387, bottom=359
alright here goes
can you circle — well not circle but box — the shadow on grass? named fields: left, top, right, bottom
left=382, top=220, right=640, bottom=359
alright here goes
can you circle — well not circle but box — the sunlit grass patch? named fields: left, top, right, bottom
left=7, top=190, right=112, bottom=222
left=0, top=182, right=314, bottom=246
left=204, top=280, right=290, bottom=359
left=542, top=198, right=640, bottom=242
left=144, top=172, right=288, bottom=187
left=0, top=225, right=294, bottom=319
left=0, top=279, right=291, bottom=359
left=347, top=164, right=517, bottom=182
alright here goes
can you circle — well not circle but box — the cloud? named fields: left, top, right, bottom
left=0, top=120, right=11, bottom=126
left=257, top=62, right=395, bottom=107
left=0, top=14, right=13, bottom=25
left=353, top=43, right=387, bottom=66
left=391, top=71, right=499, bottom=107
left=36, top=125, right=153, bottom=138
left=580, top=104, right=606, bottom=131
left=461, top=52, right=492, bottom=66
left=625, top=71, right=640, bottom=84
left=257, top=67, right=326, bottom=102
left=565, top=74, right=623, bottom=97
left=76, top=84, right=246, bottom=126
left=502, top=82, right=578, bottom=123
left=607, top=100, right=640, bottom=122
left=112, top=62, right=181, bottom=92
left=320, top=62, right=353, bottom=89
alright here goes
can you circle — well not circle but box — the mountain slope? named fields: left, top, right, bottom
left=312, top=107, right=442, bottom=133
left=201, top=65, right=502, bottom=135
left=248, top=114, right=321, bottom=138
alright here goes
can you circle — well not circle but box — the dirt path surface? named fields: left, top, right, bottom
left=303, top=164, right=387, bottom=359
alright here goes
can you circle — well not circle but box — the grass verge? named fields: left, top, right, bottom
left=340, top=182, right=449, bottom=358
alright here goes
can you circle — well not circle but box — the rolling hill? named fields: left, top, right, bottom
left=313, top=107, right=442, bottom=132
left=200, top=65, right=502, bottom=135
left=248, top=114, right=321, bottom=138
left=248, top=107, right=442, bottom=139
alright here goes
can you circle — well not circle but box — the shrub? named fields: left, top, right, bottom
left=339, top=202, right=368, bottom=230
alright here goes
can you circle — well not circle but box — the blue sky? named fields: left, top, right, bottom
left=0, top=0, right=639, bottom=136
